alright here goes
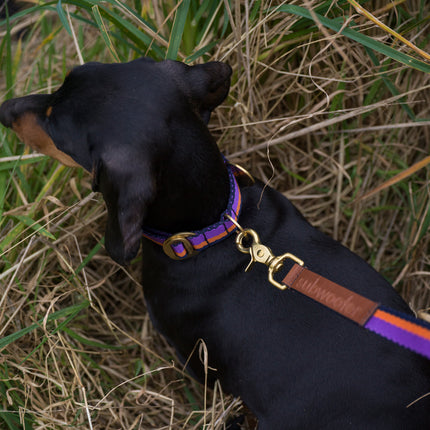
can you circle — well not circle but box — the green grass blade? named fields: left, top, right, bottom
left=418, top=203, right=430, bottom=242
left=56, top=0, right=72, bottom=35
left=92, top=5, right=120, bottom=62
left=167, top=0, right=191, bottom=60
left=19, top=301, right=90, bottom=364
left=0, top=171, right=6, bottom=220
left=186, top=40, right=218, bottom=63
left=0, top=301, right=90, bottom=350
left=277, top=4, right=430, bottom=74
left=95, top=3, right=165, bottom=58
left=13, top=215, right=57, bottom=240
left=74, top=239, right=104, bottom=275
left=4, top=7, right=13, bottom=99
left=62, top=327, right=129, bottom=349
left=0, top=156, right=47, bottom=172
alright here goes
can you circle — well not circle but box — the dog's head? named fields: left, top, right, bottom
left=0, top=58, right=232, bottom=264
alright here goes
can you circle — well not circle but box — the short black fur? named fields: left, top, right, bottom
left=1, top=58, right=429, bottom=429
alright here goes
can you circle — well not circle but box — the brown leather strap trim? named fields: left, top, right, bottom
left=282, top=264, right=379, bottom=326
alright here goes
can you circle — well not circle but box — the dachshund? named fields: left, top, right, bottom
left=1, top=58, right=429, bottom=429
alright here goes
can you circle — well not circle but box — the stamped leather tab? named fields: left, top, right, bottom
left=283, top=264, right=379, bottom=326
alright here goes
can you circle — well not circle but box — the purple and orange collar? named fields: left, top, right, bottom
left=141, top=161, right=244, bottom=260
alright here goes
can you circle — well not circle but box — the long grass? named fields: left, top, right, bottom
left=1, top=0, right=430, bottom=428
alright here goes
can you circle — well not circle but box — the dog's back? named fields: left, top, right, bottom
left=141, top=181, right=430, bottom=429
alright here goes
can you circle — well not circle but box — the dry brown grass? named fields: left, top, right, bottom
left=1, top=1, right=430, bottom=428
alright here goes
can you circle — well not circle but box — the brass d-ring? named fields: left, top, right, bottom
left=268, top=253, right=304, bottom=290
left=163, top=232, right=196, bottom=260
left=231, top=163, right=255, bottom=184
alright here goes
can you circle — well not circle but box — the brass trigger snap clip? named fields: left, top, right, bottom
left=225, top=215, right=304, bottom=290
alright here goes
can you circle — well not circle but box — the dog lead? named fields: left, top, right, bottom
left=231, top=219, right=430, bottom=361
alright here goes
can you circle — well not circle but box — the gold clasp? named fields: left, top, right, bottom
left=226, top=215, right=304, bottom=290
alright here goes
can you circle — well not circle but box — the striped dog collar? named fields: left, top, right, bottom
left=141, top=160, right=243, bottom=260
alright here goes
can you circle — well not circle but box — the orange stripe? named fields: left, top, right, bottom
left=374, top=310, right=430, bottom=341
left=175, top=248, right=187, bottom=258
left=209, top=221, right=238, bottom=244
left=208, top=230, right=227, bottom=244
left=228, top=187, right=241, bottom=230
left=234, top=189, right=242, bottom=214
left=146, top=236, right=164, bottom=245
left=194, top=214, right=239, bottom=249
left=227, top=222, right=237, bottom=232
left=194, top=239, right=209, bottom=250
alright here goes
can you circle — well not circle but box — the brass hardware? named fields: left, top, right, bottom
left=163, top=232, right=196, bottom=260
left=267, top=253, right=304, bottom=290
left=232, top=222, right=304, bottom=290
left=224, top=214, right=244, bottom=232
left=231, top=163, right=255, bottom=184
left=236, top=229, right=260, bottom=255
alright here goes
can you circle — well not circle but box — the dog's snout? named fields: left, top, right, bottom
left=0, top=98, right=16, bottom=128
left=0, top=94, right=50, bottom=128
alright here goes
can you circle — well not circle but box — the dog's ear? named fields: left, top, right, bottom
left=92, top=148, right=154, bottom=265
left=164, top=61, right=232, bottom=123
left=187, top=62, right=232, bottom=123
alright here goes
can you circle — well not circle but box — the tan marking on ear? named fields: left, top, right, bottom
left=12, top=113, right=80, bottom=168
left=46, top=106, right=53, bottom=117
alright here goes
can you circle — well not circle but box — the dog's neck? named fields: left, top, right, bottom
left=145, top=138, right=230, bottom=234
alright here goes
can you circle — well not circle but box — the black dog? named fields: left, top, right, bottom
left=1, top=58, right=429, bottom=429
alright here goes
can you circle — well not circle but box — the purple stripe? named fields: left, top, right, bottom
left=231, top=182, right=241, bottom=215
left=172, top=242, right=186, bottom=255
left=208, top=224, right=229, bottom=242
left=189, top=233, right=208, bottom=247
left=365, top=316, right=430, bottom=360
left=224, top=219, right=235, bottom=231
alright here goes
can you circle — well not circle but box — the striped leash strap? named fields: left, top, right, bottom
left=282, top=264, right=430, bottom=360
left=231, top=225, right=430, bottom=360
